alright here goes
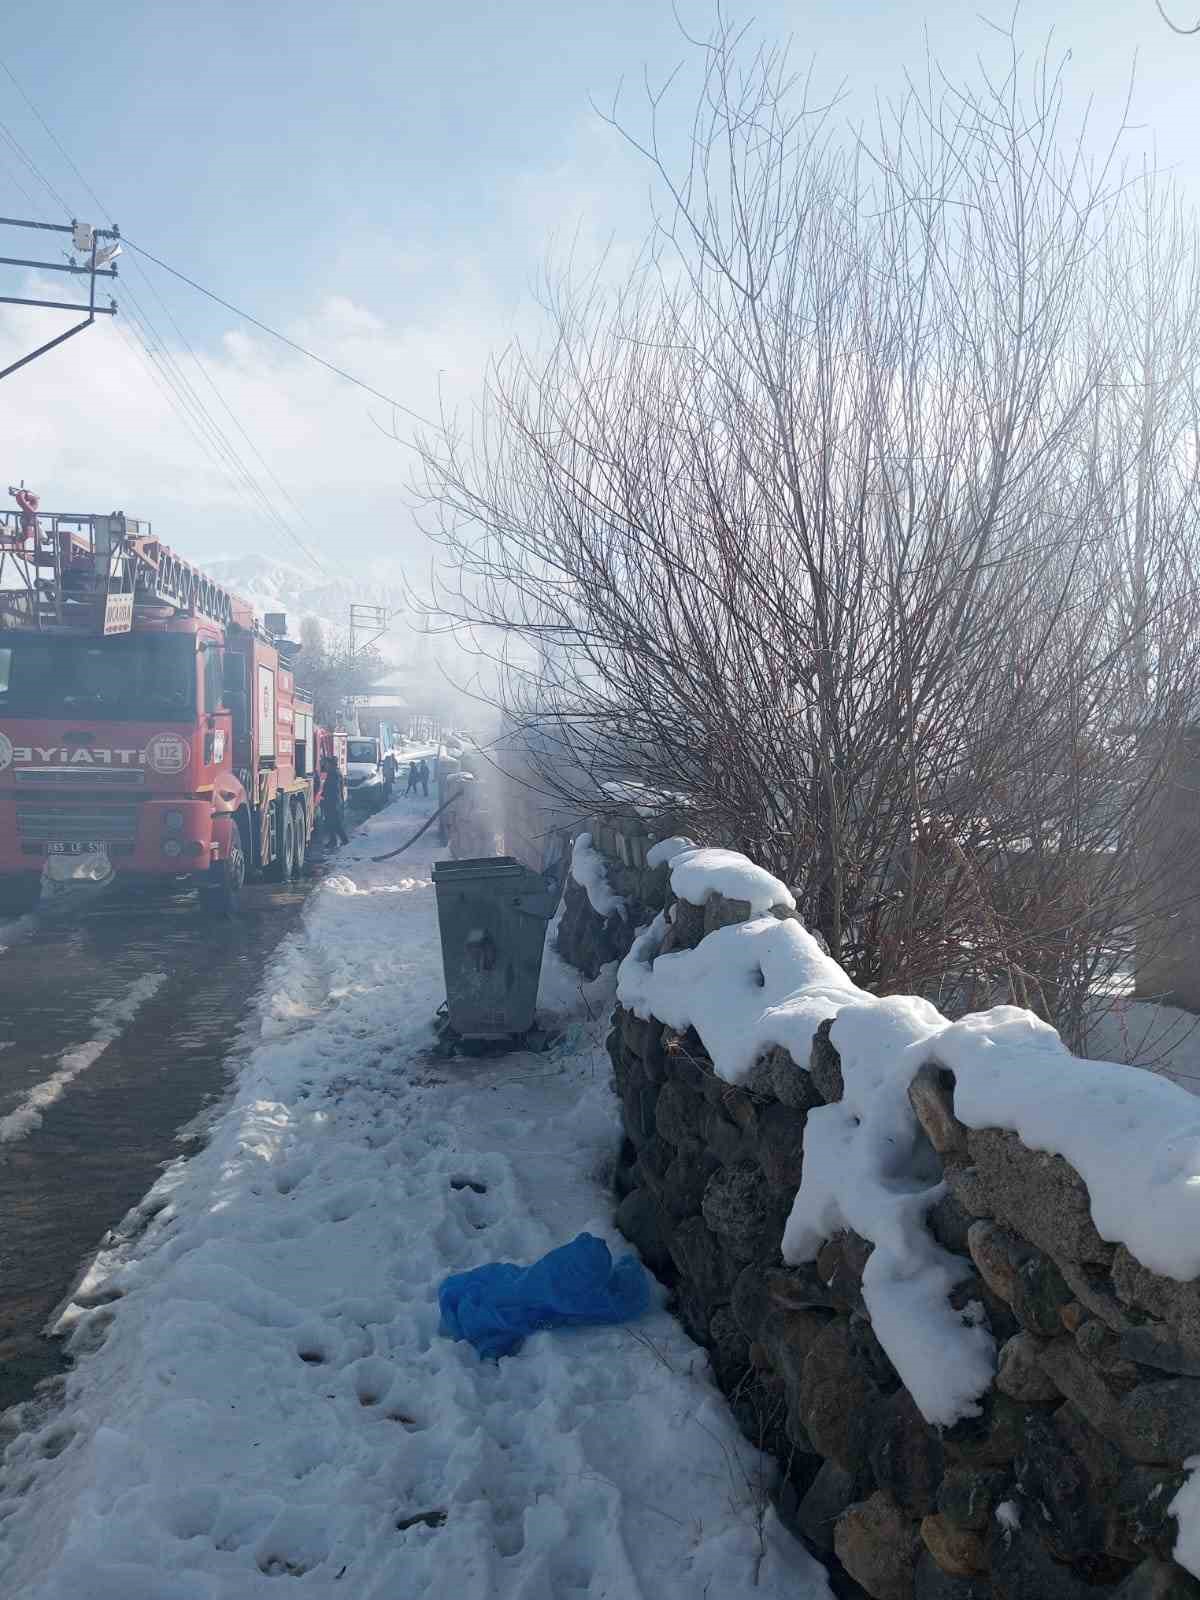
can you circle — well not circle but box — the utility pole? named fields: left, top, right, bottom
left=348, top=602, right=389, bottom=659
left=0, top=217, right=120, bottom=380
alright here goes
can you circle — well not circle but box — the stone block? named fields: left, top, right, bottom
left=1109, top=1465, right=1186, bottom=1564
left=936, top=1467, right=1008, bottom=1533
left=919, top=1514, right=986, bottom=1577
left=731, top=1264, right=772, bottom=1343
left=926, top=1191, right=974, bottom=1258
left=620, top=1073, right=660, bottom=1148
left=614, top=1187, right=674, bottom=1281
left=1014, top=1407, right=1108, bottom=1562
left=1120, top=1329, right=1200, bottom=1380
left=835, top=1492, right=922, bottom=1600
left=1059, top=1258, right=1136, bottom=1333
left=798, top=1319, right=883, bottom=1470
left=913, top=1551, right=992, bottom=1600
left=667, top=1215, right=736, bottom=1311
left=755, top=1100, right=810, bottom=1191
left=757, top=1304, right=833, bottom=1389
left=1037, top=1339, right=1200, bottom=1463
left=809, top=1018, right=844, bottom=1104
left=707, top=1304, right=751, bottom=1388
left=1113, top=1248, right=1200, bottom=1359
left=966, top=1128, right=1112, bottom=1267
left=1077, top=1321, right=1140, bottom=1389
left=701, top=1161, right=780, bottom=1263
left=908, top=1066, right=968, bottom=1158
left=967, top=1220, right=1021, bottom=1303
left=654, top=1080, right=703, bottom=1148
left=762, top=1044, right=825, bottom=1112
left=729, top=1369, right=791, bottom=1462
left=698, top=1101, right=753, bottom=1166
left=867, top=1389, right=944, bottom=1517
left=669, top=897, right=706, bottom=950
left=944, top=1166, right=993, bottom=1221
left=704, top=893, right=754, bottom=934
left=792, top=1460, right=861, bottom=1553
left=1113, top=1559, right=1200, bottom=1599
left=765, top=1262, right=845, bottom=1315
left=997, top=1332, right=1062, bottom=1404
left=660, top=1139, right=722, bottom=1223
left=613, top=1137, right=639, bottom=1200
left=988, top=1519, right=1109, bottom=1600
left=942, top=1392, right=1028, bottom=1468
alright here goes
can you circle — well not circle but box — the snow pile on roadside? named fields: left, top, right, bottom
left=618, top=841, right=1200, bottom=1442
left=569, top=831, right=626, bottom=919
left=0, top=806, right=831, bottom=1600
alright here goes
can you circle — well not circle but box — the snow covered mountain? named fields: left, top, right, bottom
left=204, top=552, right=425, bottom=667
left=204, top=553, right=470, bottom=716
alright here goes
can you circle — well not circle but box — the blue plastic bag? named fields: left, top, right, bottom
left=438, top=1232, right=650, bottom=1359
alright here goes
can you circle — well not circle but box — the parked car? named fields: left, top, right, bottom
left=344, top=736, right=392, bottom=813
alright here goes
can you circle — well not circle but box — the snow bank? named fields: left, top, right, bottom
left=569, top=831, right=626, bottom=919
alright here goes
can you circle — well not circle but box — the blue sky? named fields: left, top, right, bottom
left=1, top=0, right=1199, bottom=574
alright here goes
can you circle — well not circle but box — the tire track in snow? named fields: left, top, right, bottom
left=0, top=973, right=168, bottom=1144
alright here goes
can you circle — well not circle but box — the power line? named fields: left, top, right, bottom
left=0, top=60, right=330, bottom=574
left=120, top=237, right=438, bottom=432
left=0, top=53, right=331, bottom=559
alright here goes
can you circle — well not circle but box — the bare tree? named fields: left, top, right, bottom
left=297, top=615, right=385, bottom=728
left=411, top=21, right=1200, bottom=1045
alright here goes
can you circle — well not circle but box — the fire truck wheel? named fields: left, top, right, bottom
left=0, top=874, right=42, bottom=916
left=265, top=801, right=295, bottom=883
left=201, top=841, right=246, bottom=917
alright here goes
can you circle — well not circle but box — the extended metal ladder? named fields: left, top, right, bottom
left=0, top=508, right=238, bottom=631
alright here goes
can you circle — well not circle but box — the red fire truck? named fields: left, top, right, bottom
left=0, top=495, right=321, bottom=915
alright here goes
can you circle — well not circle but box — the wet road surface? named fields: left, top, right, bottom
left=0, top=861, right=331, bottom=1411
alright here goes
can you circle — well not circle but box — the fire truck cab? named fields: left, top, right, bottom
left=0, top=501, right=318, bottom=915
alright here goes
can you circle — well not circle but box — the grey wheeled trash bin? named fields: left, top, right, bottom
left=432, top=856, right=559, bottom=1044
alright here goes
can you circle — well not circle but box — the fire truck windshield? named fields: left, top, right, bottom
left=0, top=633, right=197, bottom=720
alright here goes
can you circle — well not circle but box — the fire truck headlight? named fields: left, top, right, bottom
left=162, top=810, right=185, bottom=832
left=162, top=838, right=184, bottom=858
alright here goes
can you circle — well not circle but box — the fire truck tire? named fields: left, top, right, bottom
left=0, top=874, right=42, bottom=916
left=290, top=799, right=307, bottom=877
left=265, top=801, right=295, bottom=883
left=200, top=841, right=246, bottom=917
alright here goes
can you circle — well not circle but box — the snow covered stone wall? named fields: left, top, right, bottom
left=553, top=812, right=690, bottom=980
left=568, top=831, right=1200, bottom=1600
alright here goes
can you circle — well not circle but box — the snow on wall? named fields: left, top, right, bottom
left=656, top=843, right=795, bottom=915
left=618, top=914, right=862, bottom=1084
left=570, top=832, right=627, bottom=920
left=617, top=839, right=1200, bottom=1431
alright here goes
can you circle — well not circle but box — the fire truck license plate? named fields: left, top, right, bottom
left=45, top=842, right=108, bottom=856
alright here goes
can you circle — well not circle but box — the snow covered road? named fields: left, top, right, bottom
left=0, top=796, right=831, bottom=1600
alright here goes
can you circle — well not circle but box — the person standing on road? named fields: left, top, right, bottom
left=321, top=756, right=350, bottom=846
left=418, top=759, right=430, bottom=798
left=405, top=761, right=419, bottom=796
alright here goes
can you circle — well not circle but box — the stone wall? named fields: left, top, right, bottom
left=563, top=841, right=1200, bottom=1600
left=553, top=810, right=675, bottom=979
